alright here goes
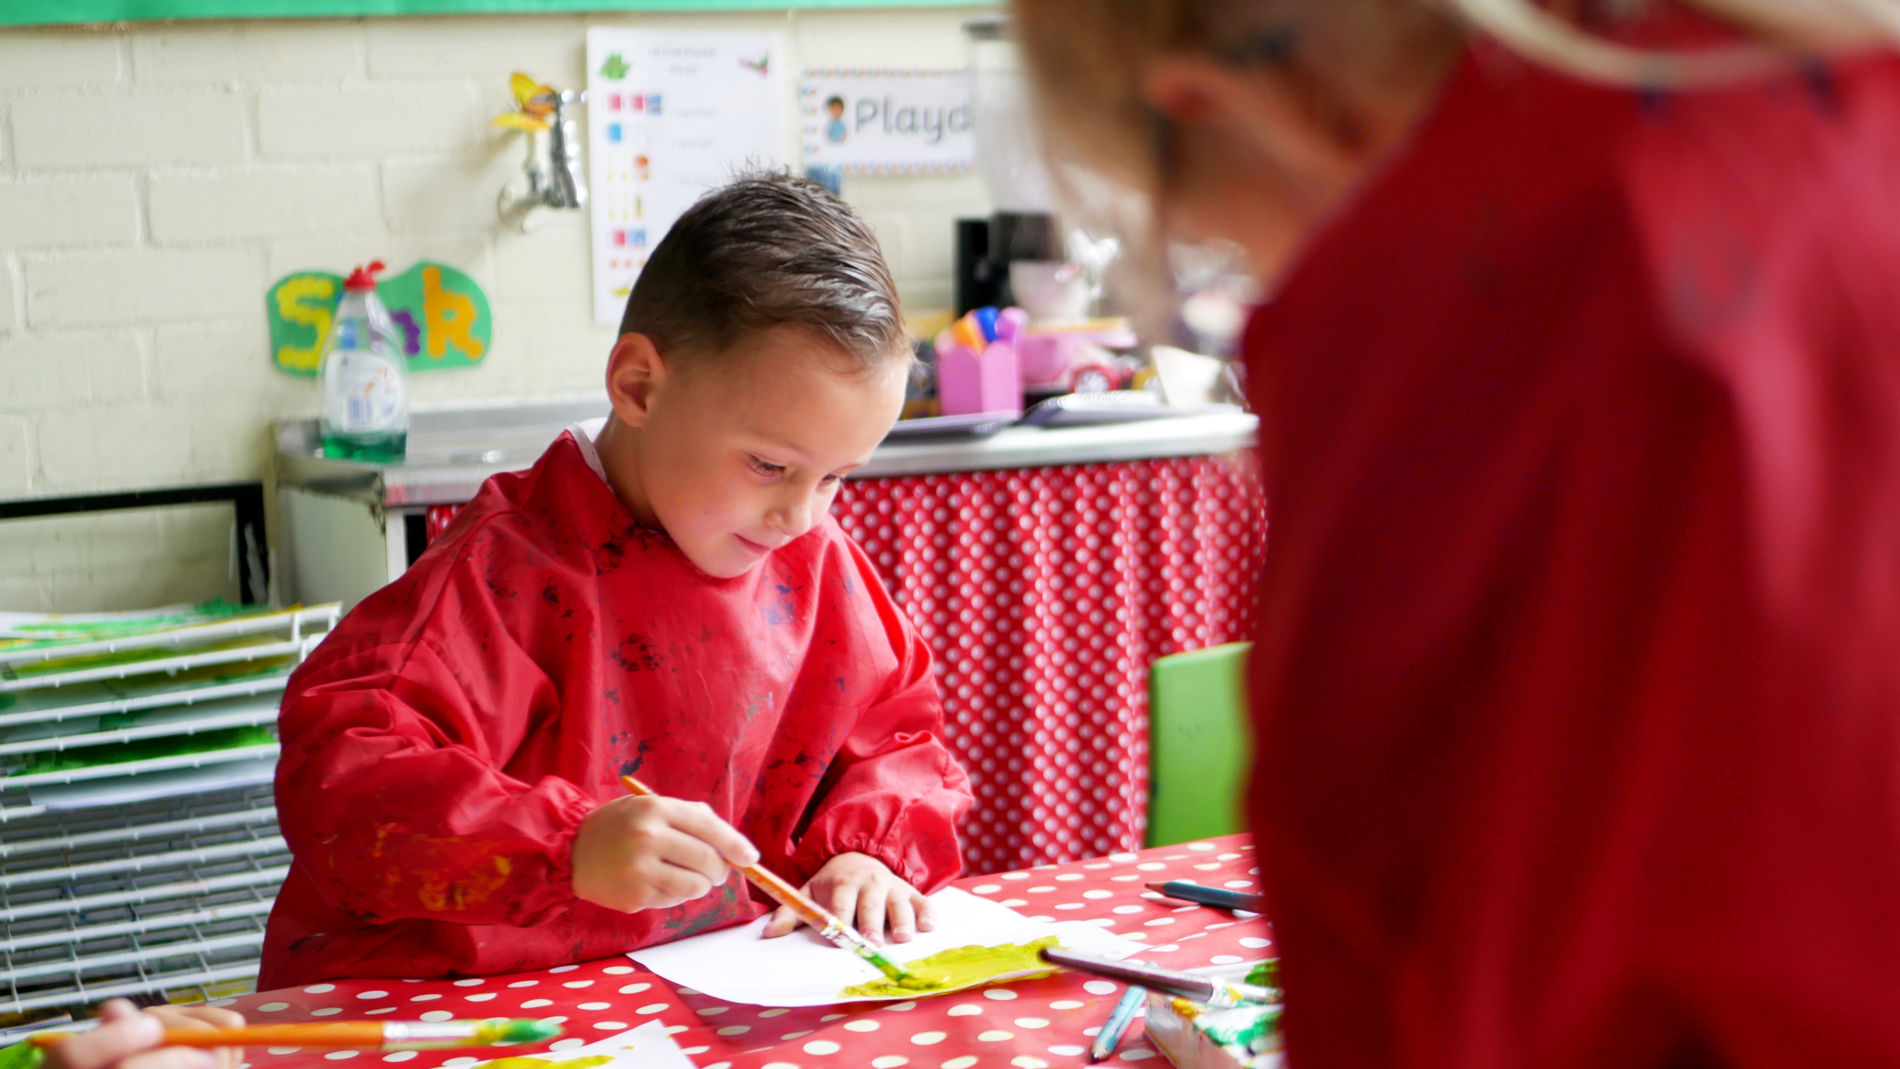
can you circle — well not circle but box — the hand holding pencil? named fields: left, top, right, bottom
left=618, top=775, right=916, bottom=984
left=570, top=785, right=761, bottom=914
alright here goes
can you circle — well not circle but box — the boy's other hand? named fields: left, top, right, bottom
left=46, top=999, right=245, bottom=1069
left=571, top=795, right=761, bottom=913
left=759, top=852, right=934, bottom=945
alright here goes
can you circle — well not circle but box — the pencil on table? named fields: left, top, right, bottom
left=1089, top=978, right=1149, bottom=1062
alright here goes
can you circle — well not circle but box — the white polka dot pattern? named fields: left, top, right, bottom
left=830, top=457, right=1266, bottom=873
left=206, top=834, right=1272, bottom=1069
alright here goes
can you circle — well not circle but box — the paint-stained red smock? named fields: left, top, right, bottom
left=1245, top=24, right=1900, bottom=1069
left=260, top=430, right=971, bottom=987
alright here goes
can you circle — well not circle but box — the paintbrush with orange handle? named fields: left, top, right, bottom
left=28, top=1019, right=561, bottom=1050
left=619, top=773, right=916, bottom=984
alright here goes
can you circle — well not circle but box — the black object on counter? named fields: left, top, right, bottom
left=955, top=210, right=1063, bottom=315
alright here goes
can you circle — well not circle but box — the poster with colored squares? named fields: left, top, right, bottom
left=585, top=28, right=787, bottom=325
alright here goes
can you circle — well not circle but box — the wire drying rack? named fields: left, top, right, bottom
left=0, top=600, right=339, bottom=1027
left=0, top=789, right=289, bottom=1018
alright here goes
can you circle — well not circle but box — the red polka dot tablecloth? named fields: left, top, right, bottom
left=429, top=455, right=1267, bottom=877
left=207, top=835, right=1271, bottom=1069
left=833, top=456, right=1264, bottom=875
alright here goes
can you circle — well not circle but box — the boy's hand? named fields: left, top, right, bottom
left=760, top=852, right=934, bottom=945
left=572, top=795, right=760, bottom=913
left=46, top=999, right=246, bottom=1069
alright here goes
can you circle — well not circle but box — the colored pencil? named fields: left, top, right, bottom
left=28, top=1019, right=562, bottom=1050
left=1089, top=976, right=1148, bottom=1062
left=1145, top=880, right=1269, bottom=914
left=1041, top=948, right=1279, bottom=1009
left=619, top=774, right=914, bottom=984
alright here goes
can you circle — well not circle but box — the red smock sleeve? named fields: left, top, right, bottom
left=785, top=542, right=974, bottom=893
left=275, top=551, right=598, bottom=929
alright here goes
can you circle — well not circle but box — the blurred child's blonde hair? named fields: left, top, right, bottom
left=1013, top=0, right=1900, bottom=207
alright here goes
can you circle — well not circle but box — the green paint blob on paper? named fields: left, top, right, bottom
left=840, top=935, right=1061, bottom=999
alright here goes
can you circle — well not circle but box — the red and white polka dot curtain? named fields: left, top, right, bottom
left=834, top=455, right=1265, bottom=875
left=424, top=453, right=1266, bottom=878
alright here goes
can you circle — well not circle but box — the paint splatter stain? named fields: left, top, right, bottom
left=840, top=936, right=1062, bottom=999
left=608, top=632, right=662, bottom=672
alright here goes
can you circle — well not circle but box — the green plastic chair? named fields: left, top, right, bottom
left=1146, top=642, right=1253, bottom=847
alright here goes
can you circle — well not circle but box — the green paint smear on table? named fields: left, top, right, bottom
left=841, top=935, right=1061, bottom=999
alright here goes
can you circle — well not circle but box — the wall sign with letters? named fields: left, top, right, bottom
left=800, top=69, right=973, bottom=174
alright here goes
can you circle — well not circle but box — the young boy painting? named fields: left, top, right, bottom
left=259, top=174, right=974, bottom=987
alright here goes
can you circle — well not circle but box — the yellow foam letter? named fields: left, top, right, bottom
left=275, top=275, right=336, bottom=372
left=423, top=265, right=485, bottom=360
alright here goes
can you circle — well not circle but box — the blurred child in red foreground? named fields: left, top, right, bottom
left=1014, top=1, right=1900, bottom=1066
left=260, top=174, right=971, bottom=986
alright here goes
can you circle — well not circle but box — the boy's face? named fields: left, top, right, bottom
left=603, top=325, right=906, bottom=579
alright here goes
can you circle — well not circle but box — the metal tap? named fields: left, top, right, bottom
left=497, top=87, right=587, bottom=230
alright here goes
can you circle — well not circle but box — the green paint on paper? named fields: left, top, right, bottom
left=18, top=725, right=275, bottom=775
left=840, top=935, right=1061, bottom=999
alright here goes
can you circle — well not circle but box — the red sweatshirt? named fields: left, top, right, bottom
left=1246, top=27, right=1900, bottom=1069
left=260, top=428, right=972, bottom=988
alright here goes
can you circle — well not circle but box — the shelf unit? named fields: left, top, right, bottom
left=0, top=596, right=338, bottom=1023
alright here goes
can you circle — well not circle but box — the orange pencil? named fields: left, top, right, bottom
left=28, top=1019, right=561, bottom=1050
left=619, top=773, right=915, bottom=983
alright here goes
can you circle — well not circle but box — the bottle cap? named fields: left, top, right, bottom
left=344, top=260, right=388, bottom=291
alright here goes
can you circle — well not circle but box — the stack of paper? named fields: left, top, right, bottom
left=0, top=602, right=340, bottom=820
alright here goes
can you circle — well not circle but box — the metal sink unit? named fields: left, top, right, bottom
left=273, top=399, right=1257, bottom=610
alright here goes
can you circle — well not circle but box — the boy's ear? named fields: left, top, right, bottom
left=605, top=332, right=666, bottom=428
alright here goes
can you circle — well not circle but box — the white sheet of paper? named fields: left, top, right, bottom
left=532, top=1020, right=695, bottom=1069
left=626, top=886, right=1143, bottom=1007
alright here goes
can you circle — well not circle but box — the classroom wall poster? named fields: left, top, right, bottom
left=585, top=28, right=787, bottom=325
left=800, top=69, right=973, bottom=175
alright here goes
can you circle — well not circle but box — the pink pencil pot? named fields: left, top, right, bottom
left=936, top=333, right=1023, bottom=416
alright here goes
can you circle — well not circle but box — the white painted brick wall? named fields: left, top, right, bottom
left=258, top=85, right=484, bottom=158
left=26, top=250, right=264, bottom=326
left=0, top=8, right=994, bottom=611
left=13, top=93, right=249, bottom=167
left=0, top=177, right=141, bottom=246
left=150, top=170, right=384, bottom=241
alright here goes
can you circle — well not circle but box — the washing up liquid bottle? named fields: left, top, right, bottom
left=319, top=261, right=408, bottom=462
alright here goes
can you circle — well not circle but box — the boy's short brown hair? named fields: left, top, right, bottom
left=618, top=171, right=906, bottom=373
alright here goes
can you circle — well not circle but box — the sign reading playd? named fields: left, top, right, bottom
left=267, top=261, right=491, bottom=376
left=801, top=69, right=973, bottom=174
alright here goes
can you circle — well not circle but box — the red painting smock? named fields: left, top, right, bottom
left=260, top=427, right=972, bottom=987
left=1244, top=24, right=1900, bottom=1069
